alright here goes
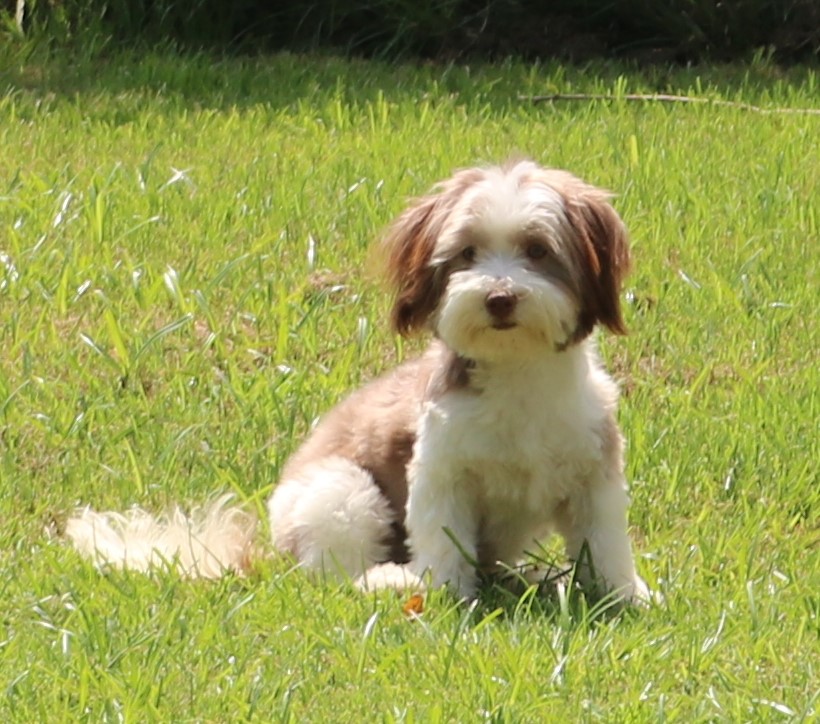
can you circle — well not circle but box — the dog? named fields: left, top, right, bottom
left=67, top=160, right=649, bottom=603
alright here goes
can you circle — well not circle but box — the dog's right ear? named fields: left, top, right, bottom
left=383, top=169, right=481, bottom=336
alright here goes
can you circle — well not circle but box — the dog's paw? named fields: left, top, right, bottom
left=355, top=563, right=425, bottom=593
left=632, top=575, right=650, bottom=601
left=626, top=575, right=665, bottom=607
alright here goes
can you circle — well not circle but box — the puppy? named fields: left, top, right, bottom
left=67, top=160, right=648, bottom=603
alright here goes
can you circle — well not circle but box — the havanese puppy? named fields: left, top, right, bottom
left=67, top=160, right=649, bottom=603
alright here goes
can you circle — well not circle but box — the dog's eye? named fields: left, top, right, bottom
left=461, top=246, right=477, bottom=263
left=526, top=243, right=548, bottom=260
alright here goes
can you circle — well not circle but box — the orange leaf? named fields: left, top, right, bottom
left=402, top=593, right=425, bottom=618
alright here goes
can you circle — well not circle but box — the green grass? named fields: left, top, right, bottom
left=1, top=45, right=818, bottom=720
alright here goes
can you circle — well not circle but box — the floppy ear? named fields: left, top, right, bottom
left=561, top=182, right=631, bottom=340
left=383, top=169, right=483, bottom=335
left=383, top=194, right=447, bottom=335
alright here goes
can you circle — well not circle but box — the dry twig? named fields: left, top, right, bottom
left=520, top=92, right=820, bottom=116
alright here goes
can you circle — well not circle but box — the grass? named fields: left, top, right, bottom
left=1, top=43, right=818, bottom=720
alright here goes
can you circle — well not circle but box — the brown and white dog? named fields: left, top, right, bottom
left=67, top=160, right=649, bottom=603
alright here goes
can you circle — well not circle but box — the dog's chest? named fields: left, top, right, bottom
left=418, top=370, right=605, bottom=505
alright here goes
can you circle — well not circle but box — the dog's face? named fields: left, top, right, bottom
left=384, top=161, right=630, bottom=360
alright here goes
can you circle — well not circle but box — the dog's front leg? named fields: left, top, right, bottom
left=405, top=464, right=479, bottom=599
left=557, top=478, right=649, bottom=603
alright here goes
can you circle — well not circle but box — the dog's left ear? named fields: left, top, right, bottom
left=562, top=183, right=631, bottom=339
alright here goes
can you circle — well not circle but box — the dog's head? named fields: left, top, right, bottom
left=384, top=161, right=630, bottom=360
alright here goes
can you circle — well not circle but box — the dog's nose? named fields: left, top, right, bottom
left=485, top=290, right=517, bottom=319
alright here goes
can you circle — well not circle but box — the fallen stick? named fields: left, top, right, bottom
left=519, top=92, right=820, bottom=115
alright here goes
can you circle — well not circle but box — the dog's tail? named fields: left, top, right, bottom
left=64, top=494, right=258, bottom=578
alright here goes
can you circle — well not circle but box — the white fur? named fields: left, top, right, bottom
left=406, top=345, right=644, bottom=600
left=432, top=167, right=568, bottom=264
left=65, top=495, right=255, bottom=578
left=435, top=253, right=578, bottom=359
left=398, top=164, right=647, bottom=600
left=354, top=562, right=425, bottom=592
left=268, top=456, right=395, bottom=577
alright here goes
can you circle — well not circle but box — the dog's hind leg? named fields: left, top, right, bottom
left=268, top=456, right=399, bottom=580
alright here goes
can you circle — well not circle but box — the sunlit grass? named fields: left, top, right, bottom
left=1, top=47, right=818, bottom=720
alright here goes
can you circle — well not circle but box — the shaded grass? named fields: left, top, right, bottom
left=9, top=0, right=820, bottom=61
left=1, top=47, right=818, bottom=720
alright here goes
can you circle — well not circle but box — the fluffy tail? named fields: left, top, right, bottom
left=64, top=495, right=258, bottom=578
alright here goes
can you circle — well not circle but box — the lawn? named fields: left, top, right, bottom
left=0, top=45, right=818, bottom=720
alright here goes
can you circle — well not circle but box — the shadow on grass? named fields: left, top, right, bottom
left=2, top=41, right=817, bottom=116
left=474, top=582, right=644, bottom=632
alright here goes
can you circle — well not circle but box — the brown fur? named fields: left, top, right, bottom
left=564, top=190, right=631, bottom=339
left=384, top=168, right=485, bottom=335
left=278, top=341, right=474, bottom=561
left=531, top=169, right=631, bottom=342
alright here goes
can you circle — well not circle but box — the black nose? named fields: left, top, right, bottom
left=485, top=290, right=517, bottom=319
